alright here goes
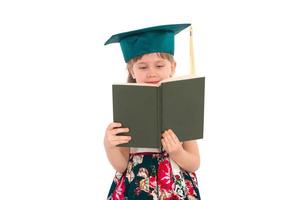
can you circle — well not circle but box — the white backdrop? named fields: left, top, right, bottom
left=1, top=0, right=300, bottom=199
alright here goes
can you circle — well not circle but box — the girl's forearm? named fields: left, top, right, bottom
left=104, top=145, right=129, bottom=173
left=169, top=149, right=200, bottom=172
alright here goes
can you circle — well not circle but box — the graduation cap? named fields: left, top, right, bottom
left=104, top=23, right=191, bottom=63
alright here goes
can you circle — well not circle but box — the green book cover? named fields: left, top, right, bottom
left=112, top=75, right=205, bottom=148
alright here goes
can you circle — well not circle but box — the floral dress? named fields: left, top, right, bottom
left=107, top=147, right=201, bottom=199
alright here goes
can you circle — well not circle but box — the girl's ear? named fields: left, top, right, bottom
left=129, top=68, right=136, bottom=79
left=170, top=61, right=177, bottom=77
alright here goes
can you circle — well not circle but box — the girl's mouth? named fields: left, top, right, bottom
left=146, top=81, right=160, bottom=84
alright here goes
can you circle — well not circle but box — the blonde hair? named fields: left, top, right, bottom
left=126, top=53, right=175, bottom=83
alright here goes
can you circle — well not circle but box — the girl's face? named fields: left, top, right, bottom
left=129, top=53, right=176, bottom=84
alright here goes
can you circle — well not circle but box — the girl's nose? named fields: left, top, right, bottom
left=147, top=68, right=157, bottom=78
left=147, top=73, right=156, bottom=78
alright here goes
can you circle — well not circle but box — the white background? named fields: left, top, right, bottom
left=1, top=0, right=300, bottom=199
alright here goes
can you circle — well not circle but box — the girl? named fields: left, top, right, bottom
left=104, top=23, right=201, bottom=199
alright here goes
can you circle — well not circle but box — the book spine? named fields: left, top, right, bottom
left=157, top=87, right=162, bottom=148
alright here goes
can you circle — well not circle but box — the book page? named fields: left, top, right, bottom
left=160, top=74, right=201, bottom=83
left=113, top=75, right=203, bottom=86
left=113, top=82, right=159, bottom=87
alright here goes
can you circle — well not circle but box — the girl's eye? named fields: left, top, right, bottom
left=157, top=65, right=165, bottom=68
left=139, top=66, right=147, bottom=70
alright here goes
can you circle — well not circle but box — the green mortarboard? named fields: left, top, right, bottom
left=104, top=23, right=191, bottom=63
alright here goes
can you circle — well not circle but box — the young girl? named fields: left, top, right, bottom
left=104, top=23, right=201, bottom=199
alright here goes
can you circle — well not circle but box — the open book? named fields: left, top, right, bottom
left=112, top=75, right=205, bottom=148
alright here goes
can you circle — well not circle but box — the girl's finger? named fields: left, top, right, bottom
left=107, top=122, right=122, bottom=130
left=111, top=135, right=131, bottom=141
left=111, top=128, right=130, bottom=135
left=161, top=138, right=167, bottom=151
left=112, top=139, right=131, bottom=146
left=168, top=129, right=180, bottom=144
left=164, top=131, right=175, bottom=146
left=163, top=137, right=171, bottom=151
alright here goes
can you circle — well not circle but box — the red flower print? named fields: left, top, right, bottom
left=111, top=176, right=125, bottom=200
left=185, top=180, right=195, bottom=195
left=174, top=174, right=180, bottom=181
left=158, top=159, right=174, bottom=191
left=149, top=176, right=157, bottom=189
left=170, top=194, right=180, bottom=200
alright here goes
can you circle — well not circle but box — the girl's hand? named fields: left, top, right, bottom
left=161, top=129, right=183, bottom=156
left=104, top=122, right=131, bottom=148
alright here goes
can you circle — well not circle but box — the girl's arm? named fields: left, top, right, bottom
left=161, top=129, right=200, bottom=172
left=104, top=145, right=130, bottom=173
left=104, top=122, right=131, bottom=173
